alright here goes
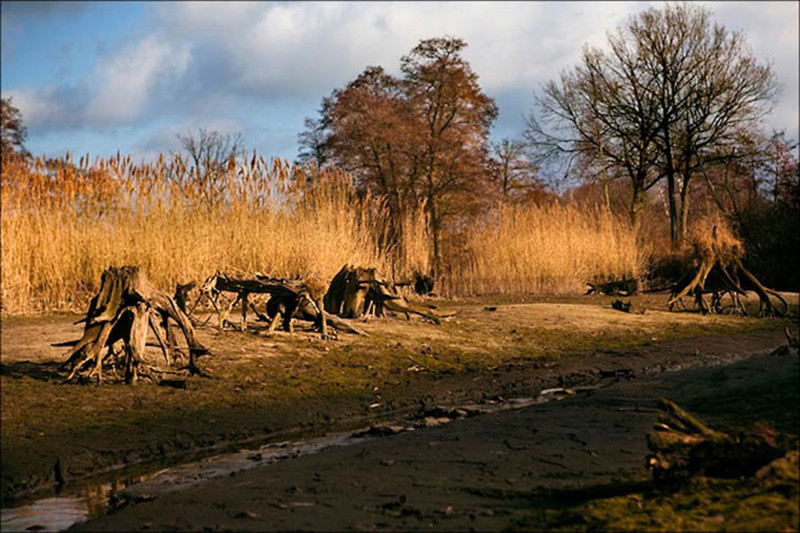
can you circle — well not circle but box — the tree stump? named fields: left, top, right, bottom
left=324, top=264, right=377, bottom=318
left=323, top=264, right=451, bottom=324
left=59, top=266, right=209, bottom=384
left=667, top=221, right=787, bottom=316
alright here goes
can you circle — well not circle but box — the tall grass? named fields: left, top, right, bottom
left=1, top=153, right=404, bottom=314
left=1, top=152, right=640, bottom=314
left=444, top=202, right=641, bottom=296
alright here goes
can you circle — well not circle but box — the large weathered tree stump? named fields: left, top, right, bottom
left=668, top=220, right=787, bottom=316
left=324, top=264, right=451, bottom=324
left=59, top=266, right=209, bottom=384
left=324, top=265, right=378, bottom=319
left=646, top=398, right=785, bottom=485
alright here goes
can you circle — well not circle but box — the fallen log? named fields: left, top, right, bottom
left=195, top=272, right=365, bottom=337
left=265, top=292, right=367, bottom=336
left=646, top=398, right=785, bottom=485
left=368, top=281, right=452, bottom=324
left=196, top=273, right=300, bottom=332
left=585, top=277, right=638, bottom=296
left=58, top=266, right=209, bottom=384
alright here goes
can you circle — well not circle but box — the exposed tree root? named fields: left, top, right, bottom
left=667, top=219, right=787, bottom=317
left=668, top=257, right=787, bottom=316
left=58, top=266, right=209, bottom=384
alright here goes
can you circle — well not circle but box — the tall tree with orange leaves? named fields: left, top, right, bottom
left=304, top=37, right=498, bottom=279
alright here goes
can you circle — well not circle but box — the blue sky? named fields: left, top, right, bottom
left=2, top=1, right=798, bottom=163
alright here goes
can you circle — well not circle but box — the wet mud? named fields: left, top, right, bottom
left=67, top=350, right=798, bottom=532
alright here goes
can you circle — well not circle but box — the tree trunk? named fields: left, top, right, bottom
left=629, top=183, right=645, bottom=244
left=678, top=183, right=690, bottom=246
left=677, top=148, right=694, bottom=245
left=666, top=172, right=679, bottom=250
left=428, top=195, right=441, bottom=281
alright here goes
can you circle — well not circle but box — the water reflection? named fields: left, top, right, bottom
left=0, top=476, right=146, bottom=532
left=0, top=495, right=89, bottom=532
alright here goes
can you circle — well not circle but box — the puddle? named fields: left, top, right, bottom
left=0, top=387, right=596, bottom=532
left=1, top=495, right=87, bottom=533
left=0, top=472, right=157, bottom=533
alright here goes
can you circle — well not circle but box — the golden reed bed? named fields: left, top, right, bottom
left=1, top=153, right=639, bottom=314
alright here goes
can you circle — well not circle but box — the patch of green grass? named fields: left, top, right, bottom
left=502, top=452, right=799, bottom=532
left=558, top=467, right=798, bottom=532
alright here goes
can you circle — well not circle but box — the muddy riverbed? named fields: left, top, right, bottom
left=1, top=295, right=797, bottom=530
left=68, top=349, right=799, bottom=532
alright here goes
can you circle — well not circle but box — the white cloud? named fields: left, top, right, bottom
left=3, top=83, right=87, bottom=129
left=3, top=33, right=191, bottom=132
left=85, top=34, right=190, bottom=125
left=3, top=1, right=797, bottom=159
left=4, top=87, right=59, bottom=126
left=152, top=2, right=665, bottom=99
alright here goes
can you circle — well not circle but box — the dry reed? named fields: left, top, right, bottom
left=1, top=152, right=640, bottom=314
left=445, top=202, right=641, bottom=296
left=1, top=153, right=402, bottom=314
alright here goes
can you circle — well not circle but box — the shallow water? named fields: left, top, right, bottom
left=0, top=473, right=152, bottom=533
left=0, top=432, right=372, bottom=532
left=1, top=495, right=87, bottom=532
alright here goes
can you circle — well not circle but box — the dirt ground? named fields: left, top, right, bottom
left=71, top=350, right=799, bottom=532
left=1, top=293, right=798, bottom=529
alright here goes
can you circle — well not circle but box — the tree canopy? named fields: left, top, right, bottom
left=301, top=36, right=499, bottom=277
left=526, top=3, right=778, bottom=248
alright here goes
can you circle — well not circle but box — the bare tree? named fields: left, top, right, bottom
left=177, top=127, right=244, bottom=174
left=631, top=3, right=778, bottom=247
left=524, top=43, right=663, bottom=236
left=175, top=127, right=245, bottom=207
left=488, top=138, right=544, bottom=203
left=1, top=96, right=30, bottom=157
left=525, top=3, right=778, bottom=248
left=763, top=131, right=799, bottom=207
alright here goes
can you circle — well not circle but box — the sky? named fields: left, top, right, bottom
left=1, top=1, right=798, bottom=163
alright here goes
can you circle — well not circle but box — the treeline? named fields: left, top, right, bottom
left=295, top=3, right=798, bottom=289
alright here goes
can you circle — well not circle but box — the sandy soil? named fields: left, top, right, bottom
left=71, top=350, right=799, bottom=532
